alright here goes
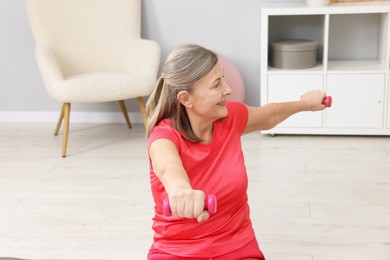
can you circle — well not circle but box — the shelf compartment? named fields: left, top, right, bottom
left=268, top=15, right=325, bottom=71
left=328, top=12, right=389, bottom=71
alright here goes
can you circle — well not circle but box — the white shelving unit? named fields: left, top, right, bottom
left=260, top=2, right=390, bottom=135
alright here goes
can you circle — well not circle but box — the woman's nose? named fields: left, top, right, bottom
left=223, top=81, right=232, bottom=96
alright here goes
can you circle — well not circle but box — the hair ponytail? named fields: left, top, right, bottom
left=146, top=76, right=173, bottom=136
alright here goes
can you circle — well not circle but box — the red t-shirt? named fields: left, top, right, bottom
left=147, top=102, right=255, bottom=258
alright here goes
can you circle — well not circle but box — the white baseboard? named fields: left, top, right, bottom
left=0, top=111, right=143, bottom=124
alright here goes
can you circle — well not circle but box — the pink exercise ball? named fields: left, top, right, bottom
left=218, top=54, right=245, bottom=103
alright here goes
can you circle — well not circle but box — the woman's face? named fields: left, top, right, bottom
left=187, top=59, right=232, bottom=122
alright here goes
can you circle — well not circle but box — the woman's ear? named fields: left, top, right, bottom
left=177, top=91, right=192, bottom=108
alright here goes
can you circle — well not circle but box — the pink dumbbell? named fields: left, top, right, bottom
left=163, top=194, right=217, bottom=217
left=322, top=96, right=332, bottom=107
left=301, top=95, right=332, bottom=107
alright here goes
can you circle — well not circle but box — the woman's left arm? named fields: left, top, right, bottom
left=244, top=90, right=326, bottom=134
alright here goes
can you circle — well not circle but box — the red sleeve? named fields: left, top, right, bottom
left=226, top=102, right=248, bottom=134
left=148, top=120, right=182, bottom=154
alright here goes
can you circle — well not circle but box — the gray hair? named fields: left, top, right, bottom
left=145, top=44, right=218, bottom=142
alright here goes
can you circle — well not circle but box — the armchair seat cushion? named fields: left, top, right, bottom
left=56, top=72, right=155, bottom=103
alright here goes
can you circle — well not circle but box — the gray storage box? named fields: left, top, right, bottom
left=271, top=39, right=318, bottom=69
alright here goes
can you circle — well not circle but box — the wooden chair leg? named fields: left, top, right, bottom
left=62, top=103, right=71, bottom=158
left=137, top=97, right=148, bottom=128
left=118, top=100, right=132, bottom=129
left=54, top=104, right=65, bottom=136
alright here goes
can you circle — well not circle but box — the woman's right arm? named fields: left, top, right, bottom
left=149, top=138, right=210, bottom=222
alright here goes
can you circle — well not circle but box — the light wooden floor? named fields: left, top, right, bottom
left=0, top=123, right=389, bottom=260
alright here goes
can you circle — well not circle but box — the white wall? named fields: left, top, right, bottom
left=0, top=0, right=58, bottom=111
left=0, top=0, right=299, bottom=121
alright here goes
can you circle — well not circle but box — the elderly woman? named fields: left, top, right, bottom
left=145, top=44, right=326, bottom=260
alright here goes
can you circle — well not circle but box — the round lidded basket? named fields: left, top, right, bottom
left=271, top=39, right=318, bottom=69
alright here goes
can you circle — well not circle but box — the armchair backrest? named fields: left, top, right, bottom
left=25, top=0, right=141, bottom=77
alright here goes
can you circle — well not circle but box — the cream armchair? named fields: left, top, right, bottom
left=25, top=0, right=160, bottom=157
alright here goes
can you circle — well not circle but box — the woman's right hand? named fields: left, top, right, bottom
left=149, top=139, right=210, bottom=222
left=168, top=189, right=210, bottom=222
left=300, top=90, right=327, bottom=111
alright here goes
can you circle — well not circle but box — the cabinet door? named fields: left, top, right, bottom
left=268, top=74, right=324, bottom=128
left=388, top=79, right=390, bottom=129
left=326, top=74, right=385, bottom=128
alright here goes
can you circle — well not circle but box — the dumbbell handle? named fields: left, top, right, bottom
left=163, top=194, right=217, bottom=217
left=322, top=96, right=332, bottom=107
